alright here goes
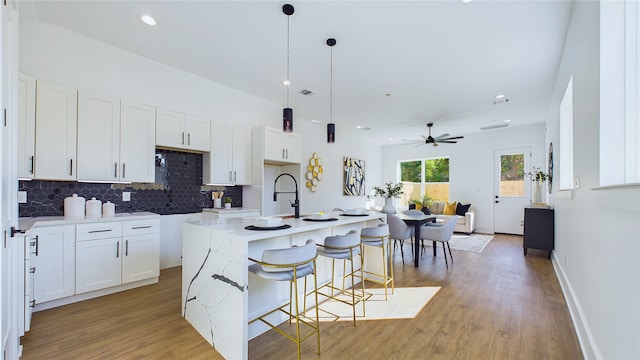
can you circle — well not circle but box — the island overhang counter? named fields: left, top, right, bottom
left=181, top=212, right=386, bottom=360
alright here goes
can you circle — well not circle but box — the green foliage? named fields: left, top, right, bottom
left=525, top=167, right=549, bottom=182
left=410, top=194, right=433, bottom=207
left=425, top=158, right=449, bottom=182
left=500, top=154, right=524, bottom=181
left=372, top=182, right=404, bottom=199
left=400, top=160, right=421, bottom=182
left=223, top=197, right=232, bottom=203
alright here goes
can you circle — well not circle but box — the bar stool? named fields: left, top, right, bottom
left=248, top=239, right=320, bottom=360
left=315, top=229, right=367, bottom=326
left=360, top=223, right=394, bottom=300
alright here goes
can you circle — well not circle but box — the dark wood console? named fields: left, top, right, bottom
left=523, top=207, right=554, bottom=259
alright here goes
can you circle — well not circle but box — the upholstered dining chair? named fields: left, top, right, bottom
left=419, top=216, right=457, bottom=268
left=248, top=239, right=320, bottom=359
left=387, top=213, right=414, bottom=265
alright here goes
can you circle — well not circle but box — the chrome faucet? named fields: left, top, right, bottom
left=273, top=173, right=299, bottom=218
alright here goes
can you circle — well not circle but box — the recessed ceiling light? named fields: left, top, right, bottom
left=311, top=119, right=321, bottom=123
left=495, top=94, right=505, bottom=99
left=141, top=14, right=156, bottom=26
left=388, top=138, right=393, bottom=141
left=462, top=0, right=473, bottom=3
left=282, top=80, right=291, bottom=86
left=504, top=119, right=512, bottom=123
left=356, top=125, right=362, bottom=129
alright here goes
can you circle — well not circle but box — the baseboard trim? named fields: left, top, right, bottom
left=33, top=277, right=158, bottom=312
left=551, top=253, right=599, bottom=359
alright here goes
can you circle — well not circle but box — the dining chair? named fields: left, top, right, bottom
left=387, top=213, right=414, bottom=265
left=419, top=216, right=457, bottom=268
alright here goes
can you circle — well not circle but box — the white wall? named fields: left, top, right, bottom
left=381, top=123, right=546, bottom=234
left=18, top=19, right=383, bottom=264
left=546, top=2, right=640, bottom=359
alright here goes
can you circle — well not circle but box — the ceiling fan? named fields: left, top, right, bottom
left=402, top=123, right=464, bottom=147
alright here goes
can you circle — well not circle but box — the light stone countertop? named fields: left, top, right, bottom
left=18, top=212, right=160, bottom=234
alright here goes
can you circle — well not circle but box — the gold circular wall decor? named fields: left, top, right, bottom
left=305, top=153, right=323, bottom=192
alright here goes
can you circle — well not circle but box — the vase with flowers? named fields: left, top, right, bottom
left=371, top=181, right=404, bottom=214
left=525, top=167, right=549, bottom=205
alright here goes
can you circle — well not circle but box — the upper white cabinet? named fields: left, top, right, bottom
left=18, top=73, right=36, bottom=179
left=120, top=101, right=156, bottom=182
left=203, top=123, right=252, bottom=185
left=34, top=81, right=78, bottom=180
left=30, top=225, right=75, bottom=304
left=77, top=91, right=121, bottom=182
left=156, top=108, right=210, bottom=152
left=263, top=126, right=301, bottom=164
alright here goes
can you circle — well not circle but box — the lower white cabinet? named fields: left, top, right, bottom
left=30, top=225, right=76, bottom=304
left=76, top=219, right=159, bottom=294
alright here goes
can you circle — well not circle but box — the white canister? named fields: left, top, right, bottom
left=213, top=198, right=222, bottom=209
left=64, top=194, right=86, bottom=218
left=102, top=201, right=115, bottom=217
left=86, top=197, right=102, bottom=218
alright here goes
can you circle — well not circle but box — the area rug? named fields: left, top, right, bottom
left=310, top=286, right=440, bottom=322
left=421, top=234, right=493, bottom=253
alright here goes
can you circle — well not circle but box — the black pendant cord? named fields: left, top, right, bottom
left=327, top=38, right=337, bottom=143
left=286, top=12, right=291, bottom=108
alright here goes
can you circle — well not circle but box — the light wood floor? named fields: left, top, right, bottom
left=21, top=234, right=582, bottom=359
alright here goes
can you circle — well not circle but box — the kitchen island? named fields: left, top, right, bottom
left=181, top=212, right=385, bottom=360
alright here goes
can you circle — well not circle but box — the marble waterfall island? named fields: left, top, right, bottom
left=181, top=213, right=385, bottom=359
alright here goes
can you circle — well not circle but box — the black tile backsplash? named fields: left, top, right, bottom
left=19, top=149, right=242, bottom=217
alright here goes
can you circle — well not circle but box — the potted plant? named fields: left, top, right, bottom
left=371, top=182, right=404, bottom=214
left=409, top=194, right=433, bottom=211
left=223, top=197, right=232, bottom=209
left=525, top=167, right=549, bottom=204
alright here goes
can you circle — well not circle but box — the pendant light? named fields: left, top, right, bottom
left=327, top=38, right=336, bottom=143
left=282, top=4, right=294, bottom=132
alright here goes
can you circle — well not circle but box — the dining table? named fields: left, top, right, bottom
left=395, top=212, right=436, bottom=267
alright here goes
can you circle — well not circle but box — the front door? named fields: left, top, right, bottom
left=494, top=147, right=531, bottom=235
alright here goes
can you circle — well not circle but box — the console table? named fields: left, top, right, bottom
left=523, top=207, right=554, bottom=259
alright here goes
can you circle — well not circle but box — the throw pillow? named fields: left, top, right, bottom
left=443, top=201, right=457, bottom=215
left=456, top=203, right=471, bottom=216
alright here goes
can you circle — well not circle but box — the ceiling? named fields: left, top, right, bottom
left=18, top=1, right=573, bottom=145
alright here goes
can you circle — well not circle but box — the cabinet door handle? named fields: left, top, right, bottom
left=114, top=163, right=118, bottom=178
left=188, top=133, right=191, bottom=146
left=229, top=171, right=232, bottom=182
left=33, top=235, right=38, bottom=256
left=132, top=225, right=152, bottom=230
left=116, top=242, right=120, bottom=258
left=122, top=163, right=126, bottom=178
left=182, top=132, right=185, bottom=145
left=286, top=149, right=288, bottom=159
left=29, top=300, right=35, bottom=308
left=29, top=267, right=35, bottom=274
left=70, top=159, right=73, bottom=176
left=282, top=149, right=285, bottom=159
left=29, top=156, right=34, bottom=174
left=88, top=229, right=113, bottom=233
left=233, top=171, right=237, bottom=182
left=125, top=240, right=129, bottom=256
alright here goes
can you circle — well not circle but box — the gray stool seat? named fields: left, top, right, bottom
left=361, top=223, right=394, bottom=300
left=248, top=239, right=320, bottom=359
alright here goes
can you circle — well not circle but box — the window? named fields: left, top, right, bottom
left=399, top=157, right=449, bottom=206
left=559, top=76, right=574, bottom=190
left=499, top=153, right=525, bottom=196
left=600, top=0, right=640, bottom=186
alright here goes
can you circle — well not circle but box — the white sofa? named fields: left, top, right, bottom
left=426, top=201, right=476, bottom=234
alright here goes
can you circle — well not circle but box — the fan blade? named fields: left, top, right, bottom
left=440, top=135, right=464, bottom=141
left=434, top=133, right=450, bottom=140
left=437, top=140, right=458, bottom=143
left=419, top=134, right=428, bottom=140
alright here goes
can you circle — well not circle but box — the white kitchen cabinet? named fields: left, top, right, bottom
left=18, top=73, right=36, bottom=179
left=77, top=95, right=156, bottom=183
left=121, top=219, right=160, bottom=284
left=120, top=101, right=156, bottom=182
left=202, top=208, right=260, bottom=220
left=156, top=108, right=210, bottom=152
left=263, top=126, right=301, bottom=164
left=77, top=91, right=121, bottom=182
left=75, top=219, right=159, bottom=294
left=75, top=222, right=123, bottom=294
left=34, top=80, right=78, bottom=180
left=30, top=225, right=75, bottom=304
left=18, top=235, right=35, bottom=336
left=203, top=123, right=252, bottom=185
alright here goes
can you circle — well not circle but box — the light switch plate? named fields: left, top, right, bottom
left=18, top=191, right=27, bottom=204
left=122, top=192, right=131, bottom=202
